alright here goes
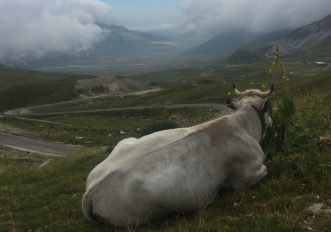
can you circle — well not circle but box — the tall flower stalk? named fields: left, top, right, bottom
left=265, top=47, right=288, bottom=94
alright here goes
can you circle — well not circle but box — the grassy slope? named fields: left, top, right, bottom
left=0, top=71, right=330, bottom=231
left=0, top=66, right=84, bottom=111
left=306, top=39, right=331, bottom=60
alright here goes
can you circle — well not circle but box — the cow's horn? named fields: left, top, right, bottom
left=261, top=84, right=274, bottom=97
left=233, top=84, right=243, bottom=96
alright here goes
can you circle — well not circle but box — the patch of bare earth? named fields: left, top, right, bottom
left=75, top=75, right=146, bottom=96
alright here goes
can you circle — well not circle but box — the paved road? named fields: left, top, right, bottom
left=0, top=130, right=79, bottom=156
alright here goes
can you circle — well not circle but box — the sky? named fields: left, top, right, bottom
left=103, top=0, right=331, bottom=33
left=1, top=0, right=331, bottom=62
left=102, top=0, right=182, bottom=31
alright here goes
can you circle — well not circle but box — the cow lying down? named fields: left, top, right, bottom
left=82, top=86, right=273, bottom=227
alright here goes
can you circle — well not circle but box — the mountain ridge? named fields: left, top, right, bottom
left=8, top=24, right=193, bottom=70
left=266, top=14, right=331, bottom=58
left=180, top=13, right=331, bottom=62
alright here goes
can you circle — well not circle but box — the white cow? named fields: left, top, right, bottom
left=82, top=86, right=273, bottom=227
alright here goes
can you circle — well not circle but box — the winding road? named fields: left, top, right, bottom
left=4, top=103, right=228, bottom=116
left=0, top=130, right=78, bottom=156
left=1, top=90, right=228, bottom=156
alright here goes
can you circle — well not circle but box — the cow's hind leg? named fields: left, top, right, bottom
left=247, top=164, right=267, bottom=187
left=228, top=163, right=267, bottom=191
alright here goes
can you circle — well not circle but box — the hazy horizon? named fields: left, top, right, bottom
left=1, top=0, right=331, bottom=63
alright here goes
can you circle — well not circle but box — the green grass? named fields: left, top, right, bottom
left=0, top=63, right=330, bottom=231
left=0, top=148, right=105, bottom=232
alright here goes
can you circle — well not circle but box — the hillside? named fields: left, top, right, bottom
left=179, top=29, right=291, bottom=60
left=0, top=65, right=155, bottom=111
left=180, top=30, right=257, bottom=59
left=268, top=14, right=331, bottom=58
left=0, top=65, right=88, bottom=111
left=184, top=13, right=331, bottom=62
left=223, top=48, right=265, bottom=65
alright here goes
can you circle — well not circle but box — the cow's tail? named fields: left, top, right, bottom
left=82, top=189, right=108, bottom=223
left=82, top=191, right=94, bottom=221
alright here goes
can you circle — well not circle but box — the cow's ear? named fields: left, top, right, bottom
left=262, top=99, right=272, bottom=112
left=227, top=98, right=239, bottom=110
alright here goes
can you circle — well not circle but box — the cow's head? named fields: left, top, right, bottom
left=228, top=85, right=274, bottom=135
left=233, top=84, right=274, bottom=98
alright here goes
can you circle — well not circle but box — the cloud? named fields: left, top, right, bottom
left=179, top=0, right=331, bottom=34
left=0, top=0, right=115, bottom=63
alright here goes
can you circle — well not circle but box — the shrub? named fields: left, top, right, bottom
left=262, top=96, right=311, bottom=157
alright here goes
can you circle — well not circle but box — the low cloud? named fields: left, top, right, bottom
left=179, top=0, right=331, bottom=34
left=0, top=0, right=115, bottom=63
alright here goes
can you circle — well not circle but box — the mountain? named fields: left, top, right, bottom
left=179, top=29, right=293, bottom=60
left=223, top=48, right=264, bottom=65
left=89, top=25, right=175, bottom=57
left=247, top=30, right=291, bottom=48
left=17, top=24, right=192, bottom=70
left=181, top=13, right=331, bottom=62
left=267, top=14, right=331, bottom=59
left=179, top=30, right=257, bottom=59
left=222, top=14, right=331, bottom=63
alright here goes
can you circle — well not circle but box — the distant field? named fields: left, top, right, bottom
left=31, top=82, right=231, bottom=113
left=29, top=59, right=324, bottom=115
left=0, top=59, right=320, bottom=115
left=32, top=56, right=174, bottom=76
left=132, top=67, right=208, bottom=83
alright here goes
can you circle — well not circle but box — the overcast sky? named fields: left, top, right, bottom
left=1, top=0, right=331, bottom=62
left=105, top=0, right=331, bottom=33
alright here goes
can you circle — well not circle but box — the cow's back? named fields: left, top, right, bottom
left=83, top=123, right=229, bottom=226
left=85, top=127, right=194, bottom=193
